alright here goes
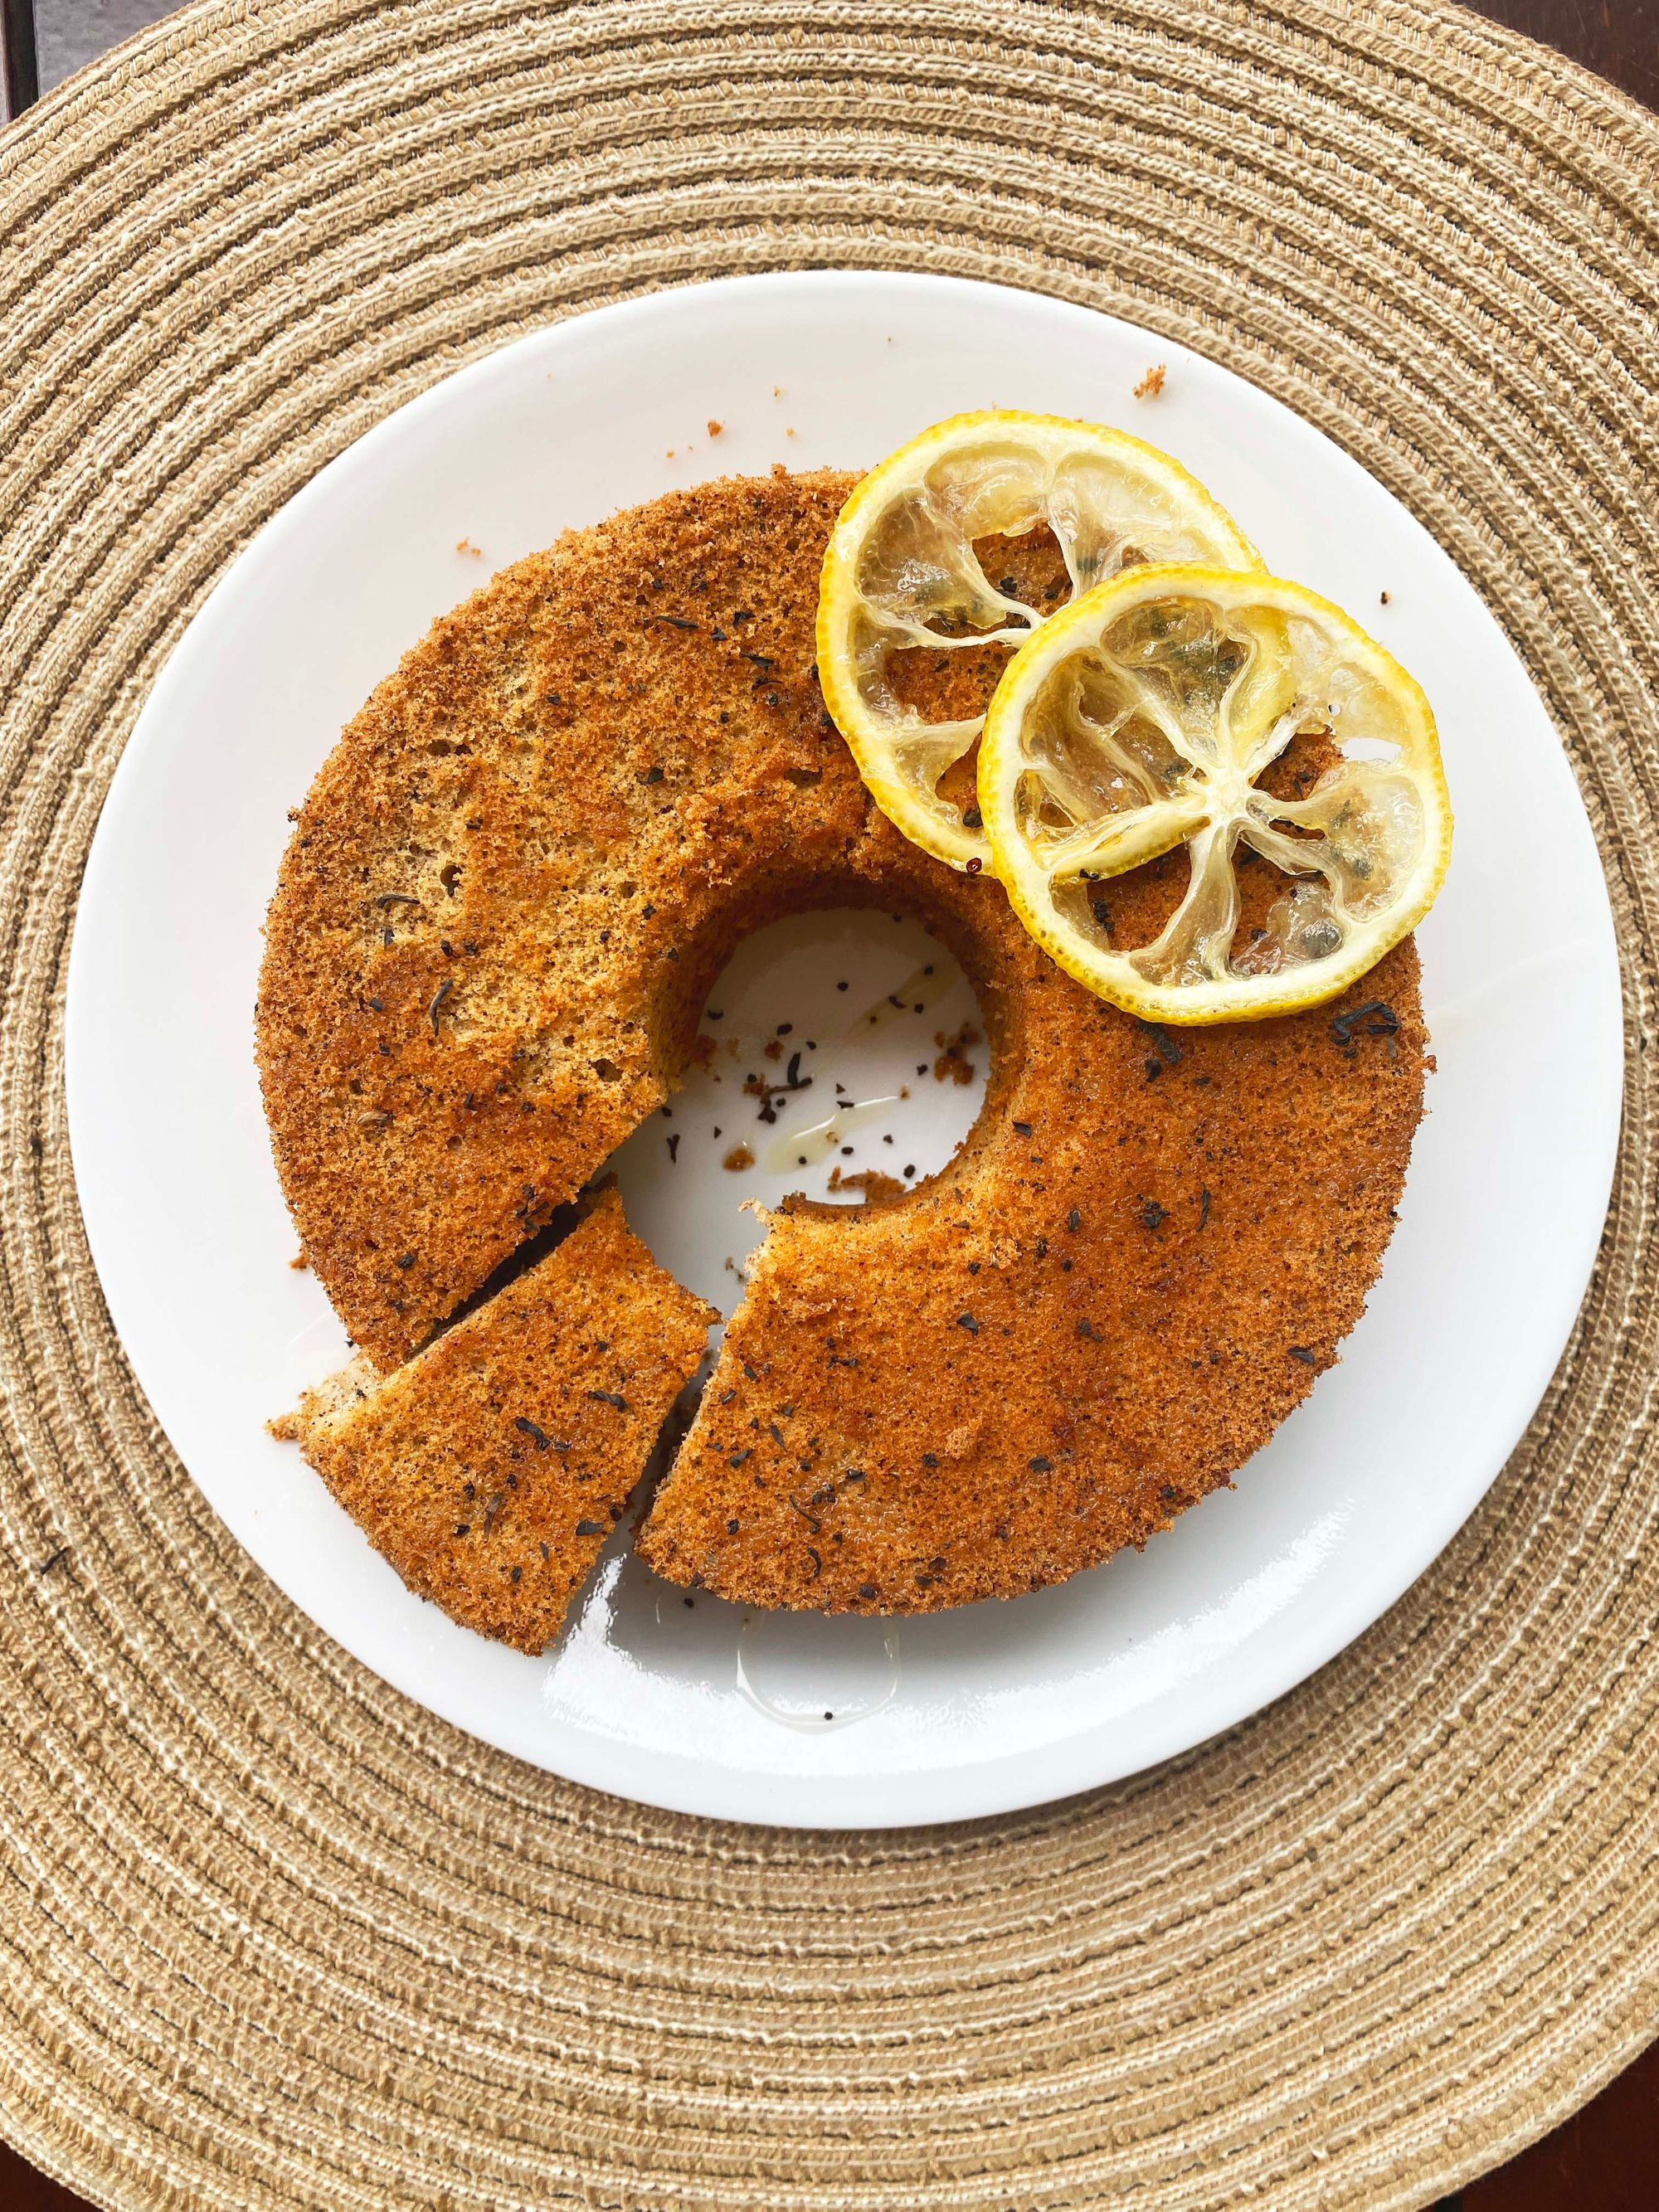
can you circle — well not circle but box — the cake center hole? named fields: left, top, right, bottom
left=609, top=908, right=986, bottom=1319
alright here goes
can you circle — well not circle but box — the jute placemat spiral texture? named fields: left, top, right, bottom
left=2, top=2, right=1657, bottom=2206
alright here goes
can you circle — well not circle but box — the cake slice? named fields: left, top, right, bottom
left=271, top=1187, right=713, bottom=1651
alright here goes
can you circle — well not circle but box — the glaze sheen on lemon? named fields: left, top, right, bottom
left=976, top=564, right=1452, bottom=1024
left=816, top=411, right=1262, bottom=872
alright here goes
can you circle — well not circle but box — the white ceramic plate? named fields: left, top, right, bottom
left=66, top=272, right=1623, bottom=1829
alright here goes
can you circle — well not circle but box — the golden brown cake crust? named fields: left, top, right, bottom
left=261, top=468, right=1428, bottom=1619
left=258, top=469, right=873, bottom=1370
left=638, top=926, right=1425, bottom=1613
left=274, top=1188, right=713, bottom=1652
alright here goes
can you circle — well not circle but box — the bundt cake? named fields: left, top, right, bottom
left=260, top=468, right=1428, bottom=1629
left=270, top=1186, right=713, bottom=1650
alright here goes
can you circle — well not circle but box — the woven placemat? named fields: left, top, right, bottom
left=2, top=2, right=1657, bottom=2206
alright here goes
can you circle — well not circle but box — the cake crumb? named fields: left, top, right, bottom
left=289, top=1251, right=309, bottom=1271
left=707, top=419, right=723, bottom=437
left=932, top=1023, right=980, bottom=1085
left=455, top=537, right=484, bottom=557
left=1133, top=364, right=1166, bottom=399
left=723, top=1144, right=755, bottom=1172
left=827, top=1166, right=906, bottom=1203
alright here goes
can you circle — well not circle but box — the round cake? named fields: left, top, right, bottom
left=259, top=469, right=1428, bottom=1620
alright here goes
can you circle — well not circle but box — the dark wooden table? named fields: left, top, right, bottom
left=2, top=0, right=1655, bottom=2204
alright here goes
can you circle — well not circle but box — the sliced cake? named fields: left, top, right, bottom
left=271, top=1187, right=713, bottom=1651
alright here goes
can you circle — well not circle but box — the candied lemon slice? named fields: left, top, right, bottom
left=978, top=565, right=1452, bottom=1023
left=816, top=411, right=1262, bottom=870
